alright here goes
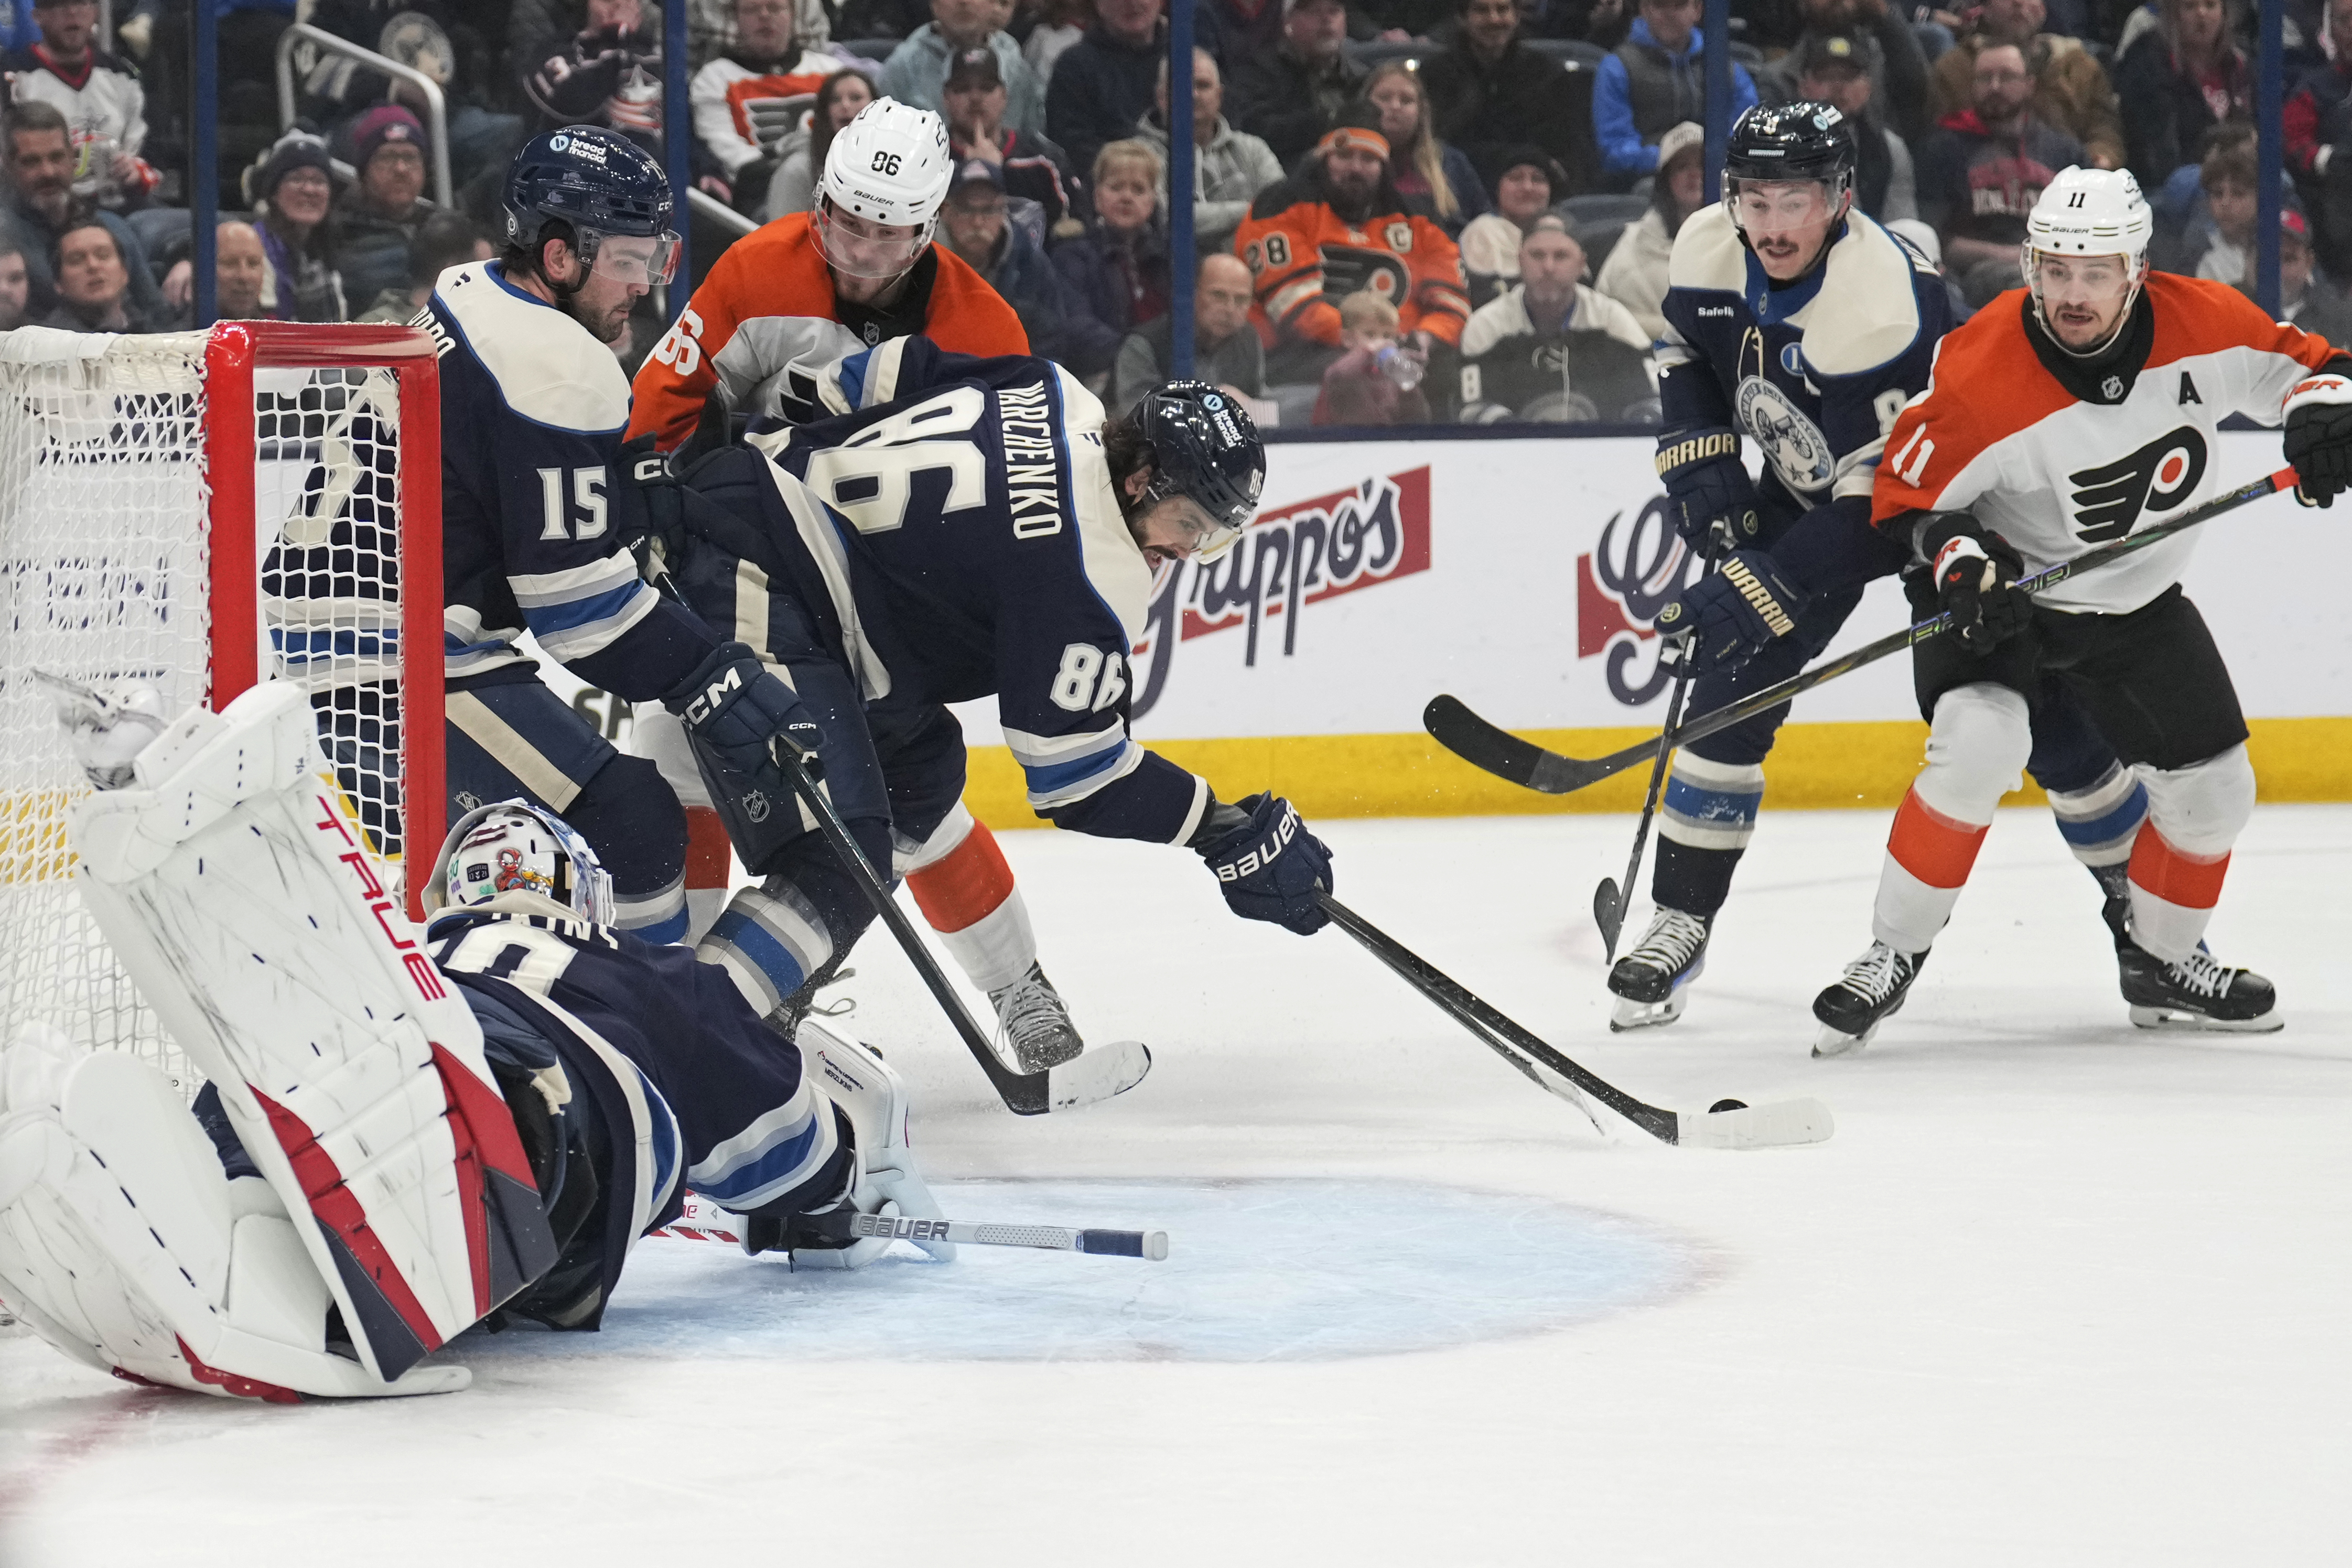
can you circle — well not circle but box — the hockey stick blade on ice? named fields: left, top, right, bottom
left=1429, top=468, right=2297, bottom=796
left=653, top=1213, right=1172, bottom=1260
left=768, top=731, right=1150, bottom=1116
left=1318, top=893, right=1832, bottom=1150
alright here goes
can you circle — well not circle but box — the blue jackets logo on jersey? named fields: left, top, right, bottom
left=1734, top=375, right=1835, bottom=494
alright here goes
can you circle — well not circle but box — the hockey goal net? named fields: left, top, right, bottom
left=0, top=322, right=444, bottom=1098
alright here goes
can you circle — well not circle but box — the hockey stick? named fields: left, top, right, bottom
left=1594, top=523, right=1732, bottom=959
left=651, top=1213, right=1172, bottom=1260
left=1428, top=467, right=2298, bottom=796
left=1317, top=892, right=1833, bottom=1150
left=769, top=731, right=1152, bottom=1117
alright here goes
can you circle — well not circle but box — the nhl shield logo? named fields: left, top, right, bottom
left=2101, top=374, right=2126, bottom=400
left=742, top=789, right=771, bottom=824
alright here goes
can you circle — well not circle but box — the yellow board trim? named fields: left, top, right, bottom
left=964, top=717, right=2352, bottom=826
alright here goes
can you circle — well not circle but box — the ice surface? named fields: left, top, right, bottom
left=3, top=806, right=2348, bottom=1567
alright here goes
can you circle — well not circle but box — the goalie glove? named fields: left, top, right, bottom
left=1919, top=514, right=2031, bottom=654
left=2282, top=371, right=2352, bottom=507
left=1655, top=425, right=1760, bottom=550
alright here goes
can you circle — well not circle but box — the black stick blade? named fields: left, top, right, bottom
left=1593, top=877, right=1625, bottom=961
left=1424, top=695, right=1650, bottom=796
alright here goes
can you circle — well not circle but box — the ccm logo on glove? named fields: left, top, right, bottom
left=685, top=665, right=743, bottom=726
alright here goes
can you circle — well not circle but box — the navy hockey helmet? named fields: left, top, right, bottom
left=1723, top=101, right=1858, bottom=189
left=1130, top=381, right=1265, bottom=559
left=502, top=125, right=681, bottom=284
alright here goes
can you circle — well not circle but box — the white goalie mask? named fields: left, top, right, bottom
left=426, top=799, right=616, bottom=923
left=2019, top=165, right=2152, bottom=358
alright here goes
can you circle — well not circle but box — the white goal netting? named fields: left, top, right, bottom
left=0, top=326, right=430, bottom=1099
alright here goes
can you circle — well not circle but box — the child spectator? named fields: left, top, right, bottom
left=1054, top=139, right=1172, bottom=356
left=1314, top=290, right=1431, bottom=425
left=2192, top=135, right=2258, bottom=284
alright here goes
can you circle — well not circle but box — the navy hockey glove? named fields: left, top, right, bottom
left=1653, top=548, right=1803, bottom=674
left=1655, top=426, right=1761, bottom=549
left=1922, top=519, right=2031, bottom=654
left=2282, top=371, right=2352, bottom=507
left=664, top=640, right=825, bottom=793
left=1194, top=793, right=1334, bottom=936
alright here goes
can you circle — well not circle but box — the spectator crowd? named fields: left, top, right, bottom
left=0, top=0, right=2335, bottom=427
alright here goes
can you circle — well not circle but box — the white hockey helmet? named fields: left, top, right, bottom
left=2020, top=166, right=2152, bottom=349
left=427, top=798, right=616, bottom=924
left=815, top=98, right=951, bottom=276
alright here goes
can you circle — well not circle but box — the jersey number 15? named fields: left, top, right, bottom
left=538, top=466, right=610, bottom=540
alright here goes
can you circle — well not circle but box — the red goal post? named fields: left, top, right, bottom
left=0, top=320, right=445, bottom=1094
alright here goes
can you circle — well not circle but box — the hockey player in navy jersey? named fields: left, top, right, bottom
left=643, top=340, right=1337, bottom=1054
left=0, top=685, right=949, bottom=1401
left=1603, top=102, right=2143, bottom=1032
left=428, top=127, right=827, bottom=948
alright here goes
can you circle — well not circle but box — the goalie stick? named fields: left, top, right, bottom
left=651, top=1210, right=1173, bottom=1260
left=1428, top=467, right=2297, bottom=796
left=1317, top=893, right=1833, bottom=1150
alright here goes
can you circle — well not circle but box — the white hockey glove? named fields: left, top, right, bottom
left=2282, top=371, right=2352, bottom=507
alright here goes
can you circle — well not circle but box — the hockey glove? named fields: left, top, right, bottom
left=1653, top=548, right=1804, bottom=674
left=1194, top=793, right=1334, bottom=936
left=663, top=640, right=825, bottom=802
left=1921, top=515, right=2031, bottom=653
left=1655, top=426, right=1761, bottom=549
left=2282, top=371, right=2352, bottom=507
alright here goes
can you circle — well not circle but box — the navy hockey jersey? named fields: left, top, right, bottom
left=1657, top=206, right=1947, bottom=587
left=714, top=337, right=1210, bottom=846
left=422, top=261, right=714, bottom=699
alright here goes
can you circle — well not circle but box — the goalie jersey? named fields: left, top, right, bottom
left=422, top=261, right=716, bottom=700
left=1873, top=275, right=2346, bottom=614
left=686, top=336, right=1210, bottom=845
left=1658, top=205, right=1947, bottom=587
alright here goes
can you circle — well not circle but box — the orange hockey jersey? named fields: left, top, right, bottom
left=628, top=211, right=1030, bottom=450
left=1873, top=274, right=2342, bottom=614
left=1233, top=179, right=1470, bottom=350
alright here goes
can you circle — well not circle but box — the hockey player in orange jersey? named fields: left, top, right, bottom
left=1233, top=113, right=1470, bottom=386
left=627, top=100, right=1081, bottom=1074
left=1808, top=166, right=2352, bottom=1053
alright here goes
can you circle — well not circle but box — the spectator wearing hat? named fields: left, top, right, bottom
left=1364, top=61, right=1489, bottom=237
left=1455, top=145, right=1565, bottom=306
left=1113, top=252, right=1266, bottom=406
left=1226, top=0, right=1368, bottom=170
left=689, top=0, right=841, bottom=210
left=1131, top=49, right=1282, bottom=258
left=942, top=47, right=1087, bottom=243
left=879, top=0, right=1046, bottom=136
left=355, top=209, right=493, bottom=322
left=1593, top=118, right=1701, bottom=340
left=1420, top=0, right=1594, bottom=193
left=1235, top=112, right=1470, bottom=385
left=1792, top=30, right=1916, bottom=222
left=1595, top=0, right=1757, bottom=185
left=2246, top=206, right=2352, bottom=344
left=329, top=104, right=440, bottom=309
left=250, top=126, right=348, bottom=321
left=0, top=101, right=161, bottom=322
left=1925, top=0, right=2122, bottom=170
left=1054, top=139, right=1174, bottom=363
left=1044, top=0, right=1176, bottom=185
left=1459, top=214, right=1656, bottom=423
left=937, top=155, right=1114, bottom=371
left=42, top=216, right=148, bottom=332
left=1, top=0, right=158, bottom=210
left=1756, top=0, right=1933, bottom=144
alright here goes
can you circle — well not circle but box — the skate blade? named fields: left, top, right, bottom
left=1043, top=1039, right=1151, bottom=1110
left=1609, top=991, right=1689, bottom=1032
left=2128, top=1004, right=2284, bottom=1034
left=1811, top=1019, right=1881, bottom=1058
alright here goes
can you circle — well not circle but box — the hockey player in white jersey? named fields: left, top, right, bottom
left=0, top=684, right=950, bottom=1401
left=1807, top=166, right=2352, bottom=1052
left=1608, top=103, right=2140, bottom=1032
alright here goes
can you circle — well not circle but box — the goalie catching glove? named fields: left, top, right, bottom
left=1191, top=793, right=1335, bottom=935
left=2282, top=371, right=2352, bottom=507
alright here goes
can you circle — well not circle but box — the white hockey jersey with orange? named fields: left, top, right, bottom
left=1873, top=274, right=2343, bottom=612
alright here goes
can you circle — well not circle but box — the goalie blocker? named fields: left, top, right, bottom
left=0, top=685, right=946, bottom=1402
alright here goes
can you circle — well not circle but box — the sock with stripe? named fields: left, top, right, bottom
left=1869, top=683, right=2030, bottom=954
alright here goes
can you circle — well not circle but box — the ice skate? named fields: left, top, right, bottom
left=1811, top=942, right=1928, bottom=1057
left=2118, top=942, right=2280, bottom=1033
left=986, top=961, right=1085, bottom=1073
left=1607, top=907, right=1710, bottom=1031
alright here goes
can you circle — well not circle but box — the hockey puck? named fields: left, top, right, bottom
left=1708, top=1098, right=1748, bottom=1114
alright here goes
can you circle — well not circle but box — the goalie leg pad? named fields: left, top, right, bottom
left=70, top=685, right=554, bottom=1383
left=0, top=1039, right=468, bottom=1400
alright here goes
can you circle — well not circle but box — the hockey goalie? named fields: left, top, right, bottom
left=0, top=682, right=948, bottom=1402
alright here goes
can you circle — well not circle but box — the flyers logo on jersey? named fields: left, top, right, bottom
left=2068, top=426, right=2207, bottom=544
